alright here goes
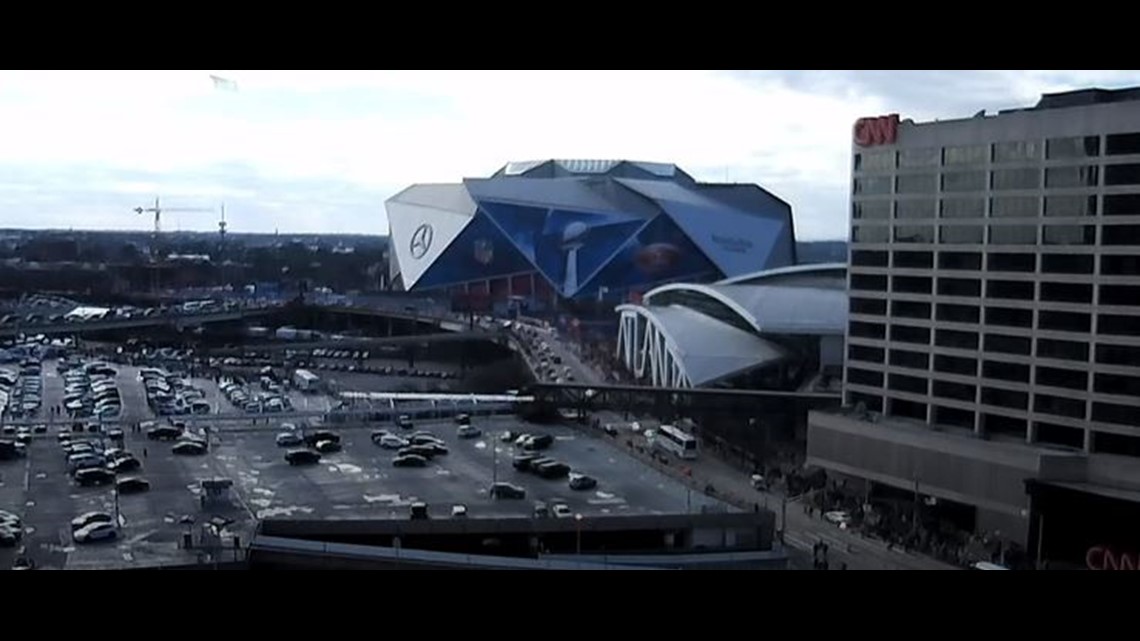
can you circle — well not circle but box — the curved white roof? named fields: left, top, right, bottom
left=643, top=282, right=848, bottom=336
left=616, top=303, right=788, bottom=387
left=715, top=262, right=847, bottom=286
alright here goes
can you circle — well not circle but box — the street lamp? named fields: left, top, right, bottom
left=492, top=439, right=499, bottom=486
left=575, top=513, right=583, bottom=559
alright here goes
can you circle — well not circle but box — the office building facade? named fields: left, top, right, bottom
left=808, top=87, right=1140, bottom=557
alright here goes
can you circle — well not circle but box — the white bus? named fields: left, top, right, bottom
left=654, top=424, right=698, bottom=460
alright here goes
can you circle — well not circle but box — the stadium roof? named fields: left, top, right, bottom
left=615, top=303, right=789, bottom=387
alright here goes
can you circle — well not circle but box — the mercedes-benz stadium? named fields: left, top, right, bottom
left=384, top=160, right=797, bottom=313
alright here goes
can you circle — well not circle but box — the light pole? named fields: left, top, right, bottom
left=492, top=439, right=498, bottom=486
left=575, top=513, right=583, bottom=560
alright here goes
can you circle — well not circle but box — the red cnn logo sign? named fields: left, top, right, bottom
left=854, top=114, right=900, bottom=147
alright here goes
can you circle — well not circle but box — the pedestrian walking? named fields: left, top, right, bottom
left=143, top=447, right=148, bottom=459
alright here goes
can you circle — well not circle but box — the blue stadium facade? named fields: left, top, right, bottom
left=385, top=160, right=797, bottom=311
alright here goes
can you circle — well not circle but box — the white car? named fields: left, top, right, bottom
left=451, top=504, right=468, bottom=518
left=824, top=511, right=852, bottom=528
left=552, top=504, right=573, bottom=519
left=74, top=521, right=117, bottom=543
left=378, top=435, right=409, bottom=450
left=276, top=432, right=304, bottom=447
left=71, top=511, right=113, bottom=532
left=457, top=424, right=482, bottom=439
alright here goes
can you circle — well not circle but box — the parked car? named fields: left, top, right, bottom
left=116, top=477, right=151, bottom=494
left=552, top=503, right=574, bottom=519
left=451, top=504, right=468, bottom=518
left=569, top=473, right=598, bottom=491
left=303, top=430, right=340, bottom=447
left=0, top=524, right=21, bottom=547
left=75, top=467, right=116, bottom=487
left=377, top=434, right=408, bottom=450
left=74, top=521, right=117, bottom=543
left=172, top=440, right=207, bottom=456
left=392, top=454, right=428, bottom=468
left=108, top=456, right=141, bottom=473
left=276, top=432, right=304, bottom=447
left=457, top=424, right=482, bottom=439
left=285, top=449, right=322, bottom=465
left=489, top=482, right=526, bottom=499
left=314, top=439, right=342, bottom=454
left=70, top=511, right=113, bottom=532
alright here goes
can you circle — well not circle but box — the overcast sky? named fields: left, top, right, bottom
left=2, top=70, right=1139, bottom=240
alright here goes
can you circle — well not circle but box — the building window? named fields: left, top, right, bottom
left=847, top=367, right=884, bottom=387
left=894, top=226, right=934, bottom=243
left=895, top=199, right=937, bottom=219
left=1101, top=284, right=1140, bottom=307
left=941, top=197, right=986, bottom=218
left=936, top=303, right=980, bottom=324
left=890, top=398, right=928, bottom=421
left=943, top=170, right=987, bottom=192
left=1095, top=372, right=1140, bottom=397
left=854, top=176, right=892, bottom=195
left=1035, top=422, right=1084, bottom=450
left=1045, top=194, right=1097, bottom=217
left=938, top=277, right=981, bottom=297
left=897, top=174, right=937, bottom=194
left=1041, top=254, right=1093, bottom=274
left=989, top=225, right=1038, bottom=245
left=1045, top=165, right=1099, bottom=188
left=1099, top=313, right=1140, bottom=337
left=985, top=333, right=1031, bottom=356
left=1106, top=132, right=1140, bottom=156
left=847, top=392, right=883, bottom=413
left=893, top=275, right=932, bottom=294
left=851, top=274, right=888, bottom=292
left=889, top=373, right=929, bottom=395
left=940, top=225, right=985, bottom=244
left=986, top=280, right=1035, bottom=301
left=992, top=167, right=1041, bottom=190
left=1095, top=343, right=1140, bottom=367
left=934, top=406, right=976, bottom=430
left=1040, top=282, right=1093, bottom=304
left=983, top=360, right=1030, bottom=383
left=898, top=148, right=940, bottom=168
left=1038, top=310, right=1091, bottom=333
left=889, top=349, right=930, bottom=370
left=891, top=300, right=931, bottom=320
left=984, top=414, right=1027, bottom=439
left=989, top=253, right=1036, bottom=272
left=1093, top=431, right=1140, bottom=456
left=1101, top=224, right=1140, bottom=246
left=1101, top=254, right=1140, bottom=275
left=1104, top=194, right=1140, bottom=217
left=982, top=387, right=1029, bottom=410
left=1038, top=365, right=1088, bottom=391
left=933, top=380, right=976, bottom=402
left=1092, top=403, right=1140, bottom=428
left=990, top=196, right=1039, bottom=218
left=848, top=344, right=885, bottom=363
left=851, top=250, right=888, bottom=267
left=849, top=320, right=886, bottom=339
left=853, top=225, right=890, bottom=243
left=891, top=324, right=931, bottom=345
left=852, top=200, right=892, bottom=220
left=1105, top=163, right=1140, bottom=186
left=938, top=252, right=982, bottom=270
left=1035, top=393, right=1086, bottom=420
left=855, top=150, right=895, bottom=171
left=1037, top=337, right=1089, bottom=361
left=936, top=329, right=978, bottom=350
left=1042, top=225, right=1095, bottom=245
left=985, top=306, right=1033, bottom=328
left=944, top=145, right=988, bottom=166
left=1046, top=135, right=1100, bottom=159
left=893, top=250, right=933, bottom=269
left=993, top=140, right=1042, bottom=163
left=935, top=353, right=977, bottom=375
left=849, top=297, right=887, bottom=315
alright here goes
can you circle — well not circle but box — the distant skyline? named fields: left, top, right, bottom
left=2, top=70, right=1139, bottom=239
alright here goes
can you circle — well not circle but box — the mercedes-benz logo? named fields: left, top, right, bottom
left=410, top=223, right=433, bottom=260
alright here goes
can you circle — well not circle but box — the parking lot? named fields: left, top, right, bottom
left=0, top=359, right=730, bottom=570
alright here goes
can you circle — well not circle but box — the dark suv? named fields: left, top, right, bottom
left=489, top=482, right=526, bottom=499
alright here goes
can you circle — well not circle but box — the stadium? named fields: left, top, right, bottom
left=384, top=160, right=797, bottom=313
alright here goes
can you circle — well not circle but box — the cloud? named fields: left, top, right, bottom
left=1, top=70, right=1138, bottom=238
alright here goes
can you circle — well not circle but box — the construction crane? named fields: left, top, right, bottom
left=134, top=197, right=213, bottom=236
